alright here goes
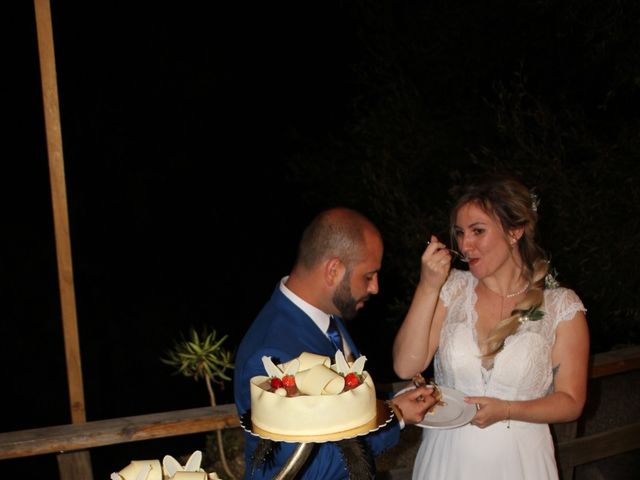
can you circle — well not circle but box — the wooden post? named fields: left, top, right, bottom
left=33, top=0, right=93, bottom=478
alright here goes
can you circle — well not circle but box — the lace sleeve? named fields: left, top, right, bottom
left=440, top=269, right=471, bottom=308
left=546, top=287, right=587, bottom=328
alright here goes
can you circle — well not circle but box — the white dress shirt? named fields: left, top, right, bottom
left=279, top=276, right=352, bottom=358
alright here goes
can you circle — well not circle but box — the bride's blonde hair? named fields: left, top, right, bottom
left=450, top=175, right=550, bottom=359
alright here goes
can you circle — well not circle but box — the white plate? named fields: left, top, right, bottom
left=395, top=385, right=476, bottom=429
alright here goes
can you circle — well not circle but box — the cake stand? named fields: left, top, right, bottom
left=239, top=400, right=394, bottom=479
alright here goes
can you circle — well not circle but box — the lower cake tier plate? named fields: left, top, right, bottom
left=240, top=399, right=394, bottom=443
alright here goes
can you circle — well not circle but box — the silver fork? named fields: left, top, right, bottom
left=448, top=248, right=470, bottom=263
left=427, top=241, right=469, bottom=263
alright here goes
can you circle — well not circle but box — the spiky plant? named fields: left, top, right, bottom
left=162, top=327, right=236, bottom=479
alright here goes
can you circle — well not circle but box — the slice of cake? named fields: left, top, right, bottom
left=249, top=351, right=377, bottom=437
left=412, top=373, right=446, bottom=415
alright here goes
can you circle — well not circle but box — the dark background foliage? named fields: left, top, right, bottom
left=3, top=1, right=639, bottom=478
left=287, top=0, right=640, bottom=366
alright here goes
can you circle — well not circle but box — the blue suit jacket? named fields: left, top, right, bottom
left=233, top=284, right=401, bottom=479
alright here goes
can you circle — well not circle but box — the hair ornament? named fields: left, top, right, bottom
left=530, top=191, right=540, bottom=212
left=544, top=267, right=560, bottom=289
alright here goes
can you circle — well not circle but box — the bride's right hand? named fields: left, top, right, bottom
left=419, top=235, right=452, bottom=290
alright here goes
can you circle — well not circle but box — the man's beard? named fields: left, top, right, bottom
left=332, top=273, right=369, bottom=320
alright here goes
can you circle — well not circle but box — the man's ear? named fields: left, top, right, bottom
left=325, top=257, right=345, bottom=286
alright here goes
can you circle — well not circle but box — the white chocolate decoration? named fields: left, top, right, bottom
left=172, top=473, right=208, bottom=480
left=294, top=352, right=331, bottom=370
left=111, top=451, right=220, bottom=480
left=111, top=460, right=161, bottom=480
left=295, top=364, right=345, bottom=395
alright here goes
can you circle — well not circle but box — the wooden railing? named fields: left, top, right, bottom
left=553, top=345, right=640, bottom=480
left=1, top=346, right=639, bottom=479
left=0, top=404, right=240, bottom=460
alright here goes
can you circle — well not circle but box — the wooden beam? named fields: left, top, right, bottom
left=33, top=2, right=90, bottom=477
left=556, top=422, right=640, bottom=467
left=589, top=345, right=640, bottom=379
left=33, top=0, right=86, bottom=426
left=0, top=405, right=240, bottom=460
left=57, top=452, right=94, bottom=479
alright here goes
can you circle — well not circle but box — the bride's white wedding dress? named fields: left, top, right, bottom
left=412, top=269, right=585, bottom=480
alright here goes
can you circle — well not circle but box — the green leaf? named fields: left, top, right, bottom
left=520, top=305, right=545, bottom=323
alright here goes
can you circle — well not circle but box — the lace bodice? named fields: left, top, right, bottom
left=434, top=269, right=586, bottom=401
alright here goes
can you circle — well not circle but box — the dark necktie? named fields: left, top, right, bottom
left=326, top=316, right=344, bottom=353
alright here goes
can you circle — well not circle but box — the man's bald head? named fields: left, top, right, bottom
left=295, top=207, right=382, bottom=271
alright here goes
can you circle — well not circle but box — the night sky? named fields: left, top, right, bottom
left=4, top=1, right=640, bottom=478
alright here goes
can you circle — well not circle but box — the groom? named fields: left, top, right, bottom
left=233, top=207, right=435, bottom=479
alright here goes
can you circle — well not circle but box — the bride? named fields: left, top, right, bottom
left=393, top=175, right=589, bottom=479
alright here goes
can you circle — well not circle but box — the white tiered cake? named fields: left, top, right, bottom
left=249, top=351, right=378, bottom=438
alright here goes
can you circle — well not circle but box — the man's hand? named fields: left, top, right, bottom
left=391, top=385, right=437, bottom=424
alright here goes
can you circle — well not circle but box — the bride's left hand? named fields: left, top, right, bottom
left=465, top=396, right=510, bottom=429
